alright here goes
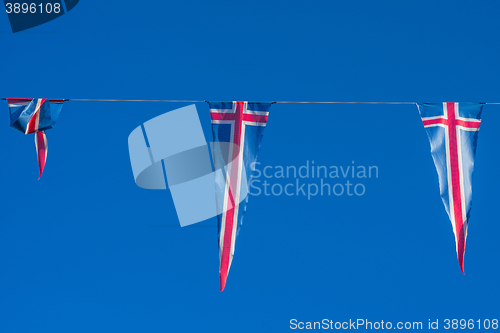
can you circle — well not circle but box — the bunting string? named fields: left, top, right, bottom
left=3, top=97, right=495, bottom=284
left=3, top=98, right=500, bottom=105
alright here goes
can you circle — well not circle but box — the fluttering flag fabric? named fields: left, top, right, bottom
left=418, top=102, right=483, bottom=273
left=8, top=98, right=64, bottom=178
left=209, top=101, right=271, bottom=291
left=34, top=131, right=48, bottom=179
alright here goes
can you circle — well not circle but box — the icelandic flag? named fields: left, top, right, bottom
left=418, top=102, right=483, bottom=273
left=209, top=101, right=271, bottom=291
left=8, top=98, right=64, bottom=179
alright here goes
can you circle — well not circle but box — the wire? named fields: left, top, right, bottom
left=1, top=98, right=498, bottom=104
left=0, top=98, right=207, bottom=103
left=64, top=99, right=418, bottom=104
left=274, top=101, right=416, bottom=104
left=64, top=99, right=207, bottom=103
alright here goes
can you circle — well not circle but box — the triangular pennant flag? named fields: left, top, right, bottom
left=209, top=101, right=272, bottom=291
left=418, top=102, right=483, bottom=273
left=8, top=98, right=64, bottom=178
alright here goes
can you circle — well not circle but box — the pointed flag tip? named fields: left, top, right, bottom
left=220, top=272, right=227, bottom=292
left=37, top=166, right=45, bottom=180
left=35, top=131, right=47, bottom=180
left=458, top=257, right=465, bottom=274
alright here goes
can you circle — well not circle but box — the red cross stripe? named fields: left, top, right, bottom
left=422, top=102, right=481, bottom=273
left=210, top=101, right=268, bottom=291
left=26, top=99, right=47, bottom=134
left=35, top=131, right=48, bottom=180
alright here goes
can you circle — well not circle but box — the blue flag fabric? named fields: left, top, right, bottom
left=209, top=101, right=271, bottom=291
left=418, top=102, right=483, bottom=273
left=8, top=98, right=64, bottom=134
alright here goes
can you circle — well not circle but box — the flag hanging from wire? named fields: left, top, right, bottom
left=418, top=102, right=483, bottom=273
left=8, top=98, right=64, bottom=179
left=209, top=101, right=271, bottom=291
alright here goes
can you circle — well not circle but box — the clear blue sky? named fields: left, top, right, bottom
left=1, top=1, right=500, bottom=332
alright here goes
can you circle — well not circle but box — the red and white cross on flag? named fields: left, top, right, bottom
left=209, top=101, right=272, bottom=291
left=419, top=102, right=483, bottom=273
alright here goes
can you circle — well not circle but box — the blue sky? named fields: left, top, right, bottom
left=1, top=0, right=500, bottom=332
